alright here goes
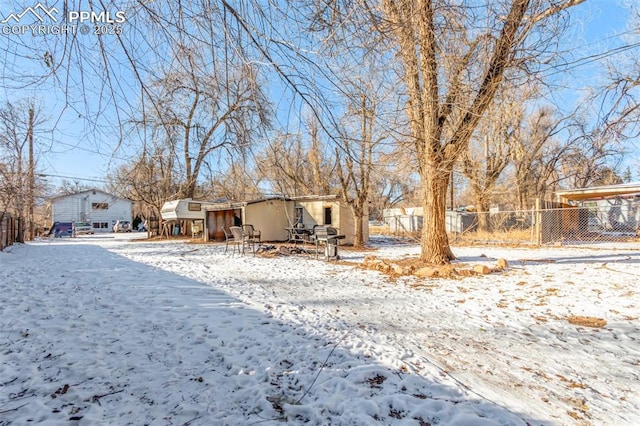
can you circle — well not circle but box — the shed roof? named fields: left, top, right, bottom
left=201, top=195, right=340, bottom=211
left=203, top=201, right=246, bottom=211
left=290, top=194, right=339, bottom=202
left=555, top=182, right=640, bottom=202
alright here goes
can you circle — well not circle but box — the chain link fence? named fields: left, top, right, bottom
left=449, top=205, right=640, bottom=246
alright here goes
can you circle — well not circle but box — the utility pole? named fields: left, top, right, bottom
left=27, top=107, right=34, bottom=240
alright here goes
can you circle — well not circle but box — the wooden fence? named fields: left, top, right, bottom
left=0, top=213, right=20, bottom=251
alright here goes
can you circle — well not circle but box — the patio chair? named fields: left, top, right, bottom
left=287, top=223, right=310, bottom=245
left=222, top=226, right=235, bottom=254
left=229, top=226, right=245, bottom=255
left=242, top=224, right=261, bottom=243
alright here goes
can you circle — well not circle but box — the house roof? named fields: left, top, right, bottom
left=555, top=182, right=640, bottom=202
left=49, top=188, right=131, bottom=202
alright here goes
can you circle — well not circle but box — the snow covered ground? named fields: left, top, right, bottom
left=1, top=234, right=638, bottom=425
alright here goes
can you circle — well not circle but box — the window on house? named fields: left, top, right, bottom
left=188, top=202, right=201, bottom=211
left=92, top=202, right=108, bottom=210
left=93, top=222, right=109, bottom=229
left=324, top=206, right=332, bottom=225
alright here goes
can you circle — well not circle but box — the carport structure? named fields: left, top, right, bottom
left=555, top=182, right=640, bottom=204
left=538, top=182, right=640, bottom=244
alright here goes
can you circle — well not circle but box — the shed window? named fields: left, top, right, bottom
left=92, top=202, right=108, bottom=210
left=324, top=206, right=332, bottom=225
left=188, top=202, right=202, bottom=211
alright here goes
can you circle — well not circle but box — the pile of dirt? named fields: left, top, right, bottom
left=361, top=255, right=508, bottom=279
left=566, top=316, right=607, bottom=328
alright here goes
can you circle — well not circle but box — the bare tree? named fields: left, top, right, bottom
left=462, top=90, right=521, bottom=230
left=560, top=127, right=626, bottom=189
left=596, top=5, right=640, bottom=141
left=375, top=142, right=423, bottom=211
left=306, top=118, right=334, bottom=196
left=107, top=136, right=181, bottom=218
left=511, top=106, right=565, bottom=208
left=209, top=161, right=263, bottom=201
left=335, top=90, right=381, bottom=247
left=55, top=180, right=92, bottom=196
left=137, top=44, right=270, bottom=199
left=0, top=100, right=45, bottom=240
left=378, top=0, right=585, bottom=263
left=1, top=0, right=274, bottom=192
left=255, top=124, right=335, bottom=197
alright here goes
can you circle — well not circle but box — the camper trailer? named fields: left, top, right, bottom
left=160, top=199, right=220, bottom=237
left=160, top=199, right=215, bottom=221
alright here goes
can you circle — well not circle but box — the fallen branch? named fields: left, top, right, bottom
left=295, top=329, right=352, bottom=405
left=87, top=389, right=125, bottom=405
left=0, top=403, right=28, bottom=414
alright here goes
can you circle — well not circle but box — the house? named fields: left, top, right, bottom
left=200, top=195, right=368, bottom=245
left=49, top=189, right=132, bottom=232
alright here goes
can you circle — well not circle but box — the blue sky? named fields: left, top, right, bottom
left=0, top=0, right=636, bottom=189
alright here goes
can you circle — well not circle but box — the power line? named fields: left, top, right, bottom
left=46, top=139, right=131, bottom=163
left=543, top=40, right=640, bottom=79
left=38, top=173, right=109, bottom=183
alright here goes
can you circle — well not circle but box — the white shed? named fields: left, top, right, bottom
left=49, top=189, right=132, bottom=232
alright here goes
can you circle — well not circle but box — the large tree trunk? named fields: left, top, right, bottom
left=353, top=212, right=364, bottom=248
left=420, top=168, right=454, bottom=264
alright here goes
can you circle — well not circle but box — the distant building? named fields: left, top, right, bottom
left=49, top=189, right=132, bottom=232
left=383, top=206, right=477, bottom=235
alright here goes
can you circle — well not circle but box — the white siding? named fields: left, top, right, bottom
left=51, top=190, right=132, bottom=232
